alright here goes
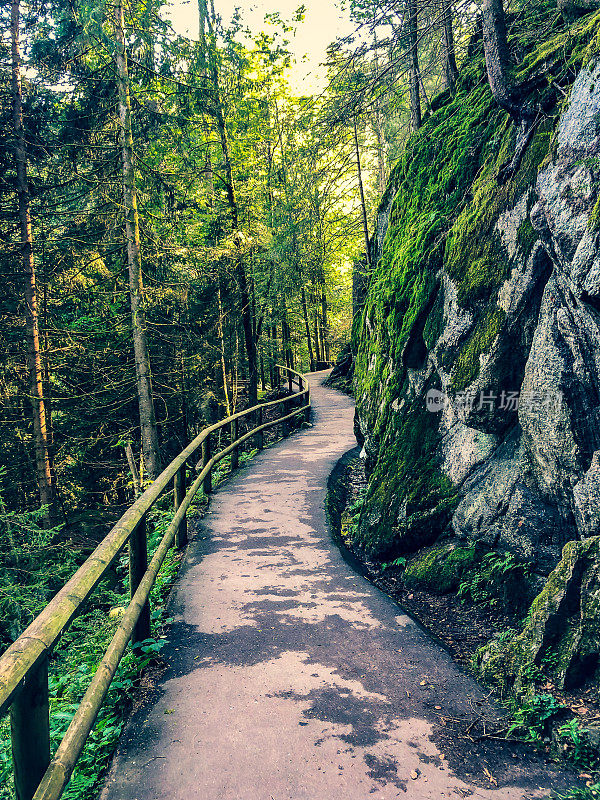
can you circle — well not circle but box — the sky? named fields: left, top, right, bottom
left=164, top=0, right=355, bottom=93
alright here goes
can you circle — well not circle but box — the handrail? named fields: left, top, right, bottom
left=0, top=366, right=310, bottom=800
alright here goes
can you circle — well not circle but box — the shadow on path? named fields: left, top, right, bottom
left=101, top=372, right=577, bottom=800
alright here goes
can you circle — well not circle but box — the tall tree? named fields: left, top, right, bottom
left=441, top=0, right=458, bottom=90
left=114, top=0, right=162, bottom=478
left=10, top=0, right=55, bottom=521
left=407, top=0, right=422, bottom=130
left=481, top=0, right=516, bottom=116
left=353, top=116, right=371, bottom=268
left=199, top=0, right=259, bottom=406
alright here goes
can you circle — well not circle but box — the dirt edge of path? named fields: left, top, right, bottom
left=325, top=448, right=596, bottom=796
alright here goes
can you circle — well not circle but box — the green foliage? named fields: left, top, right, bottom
left=381, top=556, right=407, bottom=571
left=506, top=699, right=599, bottom=776
left=558, top=719, right=600, bottom=770
left=507, top=693, right=566, bottom=743
left=552, top=784, right=600, bottom=800
left=0, top=500, right=180, bottom=800
left=457, top=550, right=532, bottom=609
left=340, top=487, right=367, bottom=546
left=0, top=472, right=72, bottom=648
left=403, top=545, right=479, bottom=593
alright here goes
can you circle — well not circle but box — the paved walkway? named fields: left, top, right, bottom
left=101, top=373, right=575, bottom=800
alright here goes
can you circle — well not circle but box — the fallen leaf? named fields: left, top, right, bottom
left=410, top=770, right=419, bottom=780
left=435, top=705, right=442, bottom=710
left=420, top=680, right=428, bottom=686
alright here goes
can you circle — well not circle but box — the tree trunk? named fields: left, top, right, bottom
left=301, top=287, right=315, bottom=371
left=217, top=284, right=231, bottom=415
left=407, top=0, right=422, bottom=131
left=353, top=117, right=371, bottom=268
left=321, top=293, right=330, bottom=363
left=114, top=0, right=162, bottom=479
left=481, top=0, right=522, bottom=121
left=201, top=0, right=258, bottom=406
left=281, top=305, right=294, bottom=371
left=313, top=311, right=322, bottom=364
left=441, top=0, right=459, bottom=90
left=269, top=324, right=277, bottom=388
left=372, top=28, right=388, bottom=195
left=11, top=0, right=55, bottom=521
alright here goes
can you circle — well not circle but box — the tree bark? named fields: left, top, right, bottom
left=114, top=0, right=161, bottom=479
left=281, top=304, right=294, bottom=372
left=201, top=0, right=258, bottom=406
left=217, top=284, right=231, bottom=415
left=441, top=0, right=459, bottom=90
left=321, top=293, right=330, bottom=363
left=269, top=324, right=277, bottom=388
left=301, top=287, right=315, bottom=371
left=481, top=0, right=522, bottom=121
left=11, top=0, right=55, bottom=521
left=313, top=311, right=322, bottom=364
left=407, top=0, right=422, bottom=131
left=353, top=117, right=371, bottom=269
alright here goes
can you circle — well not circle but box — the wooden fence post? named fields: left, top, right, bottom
left=230, top=419, right=239, bottom=470
left=256, top=407, right=264, bottom=450
left=202, top=434, right=212, bottom=494
left=130, top=513, right=151, bottom=644
left=304, top=390, right=310, bottom=423
left=11, top=656, right=50, bottom=800
left=174, top=464, right=187, bottom=549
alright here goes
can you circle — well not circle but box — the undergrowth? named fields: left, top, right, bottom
left=0, top=446, right=263, bottom=799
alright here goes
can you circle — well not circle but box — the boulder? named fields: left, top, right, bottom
left=477, top=536, right=600, bottom=692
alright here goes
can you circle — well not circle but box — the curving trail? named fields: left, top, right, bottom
left=101, top=372, right=575, bottom=800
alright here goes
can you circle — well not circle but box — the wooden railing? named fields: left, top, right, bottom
left=0, top=367, right=310, bottom=800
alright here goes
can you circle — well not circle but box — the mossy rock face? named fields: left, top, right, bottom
left=353, top=8, right=600, bottom=572
left=403, top=544, right=480, bottom=593
left=476, top=537, right=600, bottom=693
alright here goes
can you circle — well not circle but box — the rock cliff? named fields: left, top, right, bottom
left=353, top=11, right=600, bottom=682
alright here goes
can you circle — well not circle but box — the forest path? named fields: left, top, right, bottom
left=100, top=373, right=575, bottom=800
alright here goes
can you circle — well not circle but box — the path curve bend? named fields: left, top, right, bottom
left=101, top=373, right=574, bottom=800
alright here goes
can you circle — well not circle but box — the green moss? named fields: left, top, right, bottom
left=423, top=290, right=444, bottom=350
left=404, top=544, right=479, bottom=593
left=353, top=10, right=600, bottom=560
left=590, top=194, right=600, bottom=229
left=351, top=382, right=458, bottom=557
left=475, top=538, right=600, bottom=697
left=446, top=121, right=553, bottom=308
left=515, top=10, right=600, bottom=79
left=451, top=308, right=505, bottom=391
left=517, top=217, right=538, bottom=257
